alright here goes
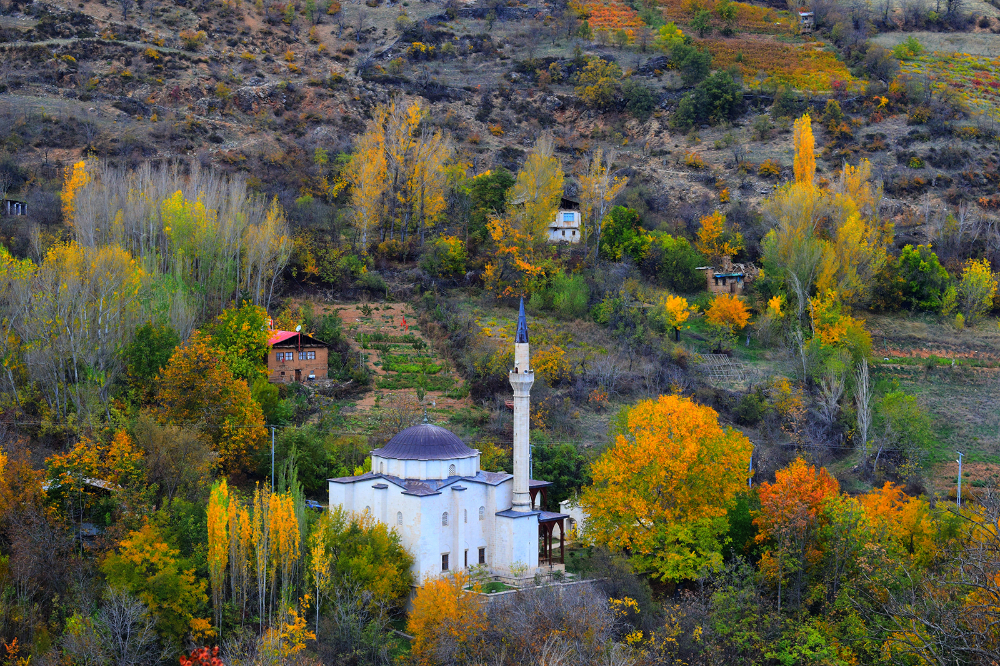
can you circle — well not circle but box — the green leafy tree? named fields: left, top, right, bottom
left=896, top=244, right=951, bottom=312
left=464, top=168, right=516, bottom=250
left=320, top=507, right=414, bottom=610
left=641, top=233, right=705, bottom=291
left=123, top=322, right=180, bottom=400
left=691, top=9, right=712, bottom=37
left=622, top=80, right=657, bottom=120
left=420, top=235, right=467, bottom=278
left=674, top=71, right=743, bottom=128
left=599, top=206, right=651, bottom=262
left=532, top=443, right=592, bottom=510
left=716, top=0, right=738, bottom=34
left=206, top=301, right=270, bottom=384
left=671, top=43, right=711, bottom=86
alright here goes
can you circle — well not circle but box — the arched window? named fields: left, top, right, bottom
left=464, top=509, right=467, bottom=523
left=448, top=464, right=457, bottom=476
left=442, top=511, right=449, bottom=526
left=478, top=506, right=485, bottom=521
left=364, top=506, right=371, bottom=515
left=379, top=462, right=384, bottom=474
left=397, top=511, right=403, bottom=525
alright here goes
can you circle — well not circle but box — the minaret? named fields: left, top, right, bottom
left=509, top=297, right=534, bottom=512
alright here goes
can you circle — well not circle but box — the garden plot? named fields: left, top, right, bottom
left=334, top=301, right=468, bottom=411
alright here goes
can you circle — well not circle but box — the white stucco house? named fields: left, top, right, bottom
left=547, top=209, right=582, bottom=244
left=329, top=300, right=568, bottom=582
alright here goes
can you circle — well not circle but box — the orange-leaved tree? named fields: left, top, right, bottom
left=754, top=457, right=839, bottom=612
left=482, top=215, right=547, bottom=298
left=793, top=113, right=815, bottom=185
left=705, top=293, right=750, bottom=352
left=407, top=571, right=486, bottom=665
left=581, top=394, right=753, bottom=582
left=154, top=331, right=266, bottom=474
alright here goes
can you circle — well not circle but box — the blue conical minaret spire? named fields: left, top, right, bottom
left=515, top=297, right=529, bottom=344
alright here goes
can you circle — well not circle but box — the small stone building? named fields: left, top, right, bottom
left=700, top=256, right=747, bottom=295
left=799, top=11, right=815, bottom=32
left=267, top=331, right=329, bottom=383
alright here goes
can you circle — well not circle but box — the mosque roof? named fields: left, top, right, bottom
left=371, top=423, right=476, bottom=461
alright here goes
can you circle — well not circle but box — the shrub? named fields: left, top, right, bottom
left=420, top=235, right=467, bottom=278
left=771, top=86, right=805, bottom=118
left=622, top=79, right=657, bottom=120
left=529, top=270, right=590, bottom=319
left=758, top=159, right=781, bottom=177
left=673, top=70, right=743, bottom=128
left=179, top=29, right=207, bottom=50
left=892, top=36, right=924, bottom=60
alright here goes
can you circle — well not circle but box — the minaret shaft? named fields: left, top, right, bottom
left=510, top=299, right=533, bottom=512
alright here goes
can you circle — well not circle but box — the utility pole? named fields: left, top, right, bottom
left=956, top=451, right=964, bottom=508
left=271, top=426, right=276, bottom=492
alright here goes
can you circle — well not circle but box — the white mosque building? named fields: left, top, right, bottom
left=328, top=300, right=568, bottom=581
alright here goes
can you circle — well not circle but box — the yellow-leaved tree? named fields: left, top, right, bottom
left=347, top=101, right=453, bottom=248
left=61, top=160, right=90, bottom=225
left=578, top=148, right=628, bottom=252
left=207, top=479, right=229, bottom=632
left=656, top=293, right=696, bottom=341
left=581, top=394, right=753, bottom=582
left=763, top=113, right=892, bottom=313
left=695, top=211, right=743, bottom=266
left=346, top=109, right=388, bottom=248
left=508, top=133, right=564, bottom=241
left=407, top=571, right=486, bottom=666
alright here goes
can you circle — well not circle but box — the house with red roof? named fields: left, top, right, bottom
left=267, top=330, right=329, bottom=383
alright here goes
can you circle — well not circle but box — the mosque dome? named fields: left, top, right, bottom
left=372, top=423, right=475, bottom=461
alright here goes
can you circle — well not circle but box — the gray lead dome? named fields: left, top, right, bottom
left=372, top=423, right=475, bottom=460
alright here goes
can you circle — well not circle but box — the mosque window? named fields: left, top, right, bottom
left=448, top=464, right=457, bottom=476
left=441, top=553, right=449, bottom=571
left=479, top=506, right=485, bottom=521
left=442, top=511, right=449, bottom=526
left=397, top=511, right=403, bottom=525
left=464, top=509, right=467, bottom=523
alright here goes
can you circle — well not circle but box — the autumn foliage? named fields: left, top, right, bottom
left=582, top=394, right=753, bottom=581
left=154, top=331, right=266, bottom=474
left=407, top=571, right=486, bottom=665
